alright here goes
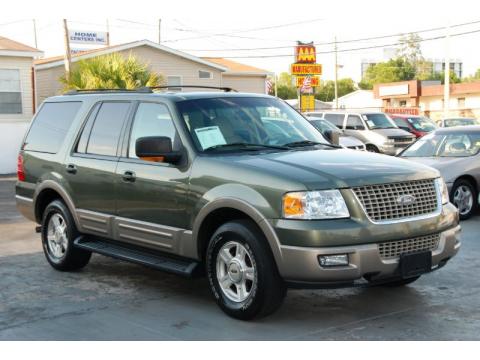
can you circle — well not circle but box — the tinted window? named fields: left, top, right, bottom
left=76, top=103, right=101, bottom=153
left=24, top=101, right=82, bottom=153
left=346, top=115, right=363, bottom=130
left=323, top=113, right=345, bottom=127
left=86, top=102, right=130, bottom=156
left=128, top=103, right=179, bottom=158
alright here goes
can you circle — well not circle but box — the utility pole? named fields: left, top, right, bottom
left=106, top=18, right=110, bottom=46
left=274, top=73, right=278, bottom=97
left=158, top=19, right=162, bottom=44
left=63, top=19, right=72, bottom=81
left=32, top=19, right=38, bottom=49
left=334, top=36, right=338, bottom=109
left=443, top=25, right=450, bottom=119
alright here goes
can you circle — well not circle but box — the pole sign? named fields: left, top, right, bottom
left=69, top=30, right=108, bottom=45
left=291, top=41, right=322, bottom=112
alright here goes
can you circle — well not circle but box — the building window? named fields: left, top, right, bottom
left=458, top=97, right=465, bottom=109
left=0, top=69, right=22, bottom=114
left=399, top=100, right=407, bottom=107
left=167, top=75, right=182, bottom=90
left=198, top=70, right=212, bottom=79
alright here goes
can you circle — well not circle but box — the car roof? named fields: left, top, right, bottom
left=435, top=125, right=480, bottom=134
left=44, top=91, right=273, bottom=103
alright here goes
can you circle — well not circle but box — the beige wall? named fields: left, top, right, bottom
left=420, top=94, right=480, bottom=121
left=0, top=56, right=34, bottom=121
left=35, top=45, right=225, bottom=104
left=220, top=74, right=267, bottom=94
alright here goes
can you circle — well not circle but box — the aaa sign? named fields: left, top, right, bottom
left=291, top=64, right=322, bottom=75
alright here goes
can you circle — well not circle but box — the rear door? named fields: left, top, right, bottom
left=65, top=101, right=133, bottom=237
left=114, top=101, right=190, bottom=253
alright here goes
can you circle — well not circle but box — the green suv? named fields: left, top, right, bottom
left=16, top=89, right=461, bottom=319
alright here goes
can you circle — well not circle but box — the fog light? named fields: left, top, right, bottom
left=318, top=254, right=349, bottom=267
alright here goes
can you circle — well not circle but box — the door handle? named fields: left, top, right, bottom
left=122, top=170, right=136, bottom=182
left=66, top=164, right=77, bottom=174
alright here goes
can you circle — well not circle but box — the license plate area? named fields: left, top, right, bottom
left=400, top=251, right=432, bottom=279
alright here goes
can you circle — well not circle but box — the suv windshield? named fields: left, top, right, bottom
left=177, top=97, right=328, bottom=152
left=444, top=118, right=479, bottom=127
left=401, top=132, right=480, bottom=157
left=364, top=113, right=397, bottom=130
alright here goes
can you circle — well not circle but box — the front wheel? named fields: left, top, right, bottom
left=451, top=179, right=478, bottom=220
left=366, top=144, right=379, bottom=153
left=206, top=220, right=286, bottom=320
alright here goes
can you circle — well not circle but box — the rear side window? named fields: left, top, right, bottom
left=23, top=101, right=82, bottom=153
left=85, top=102, right=131, bottom=157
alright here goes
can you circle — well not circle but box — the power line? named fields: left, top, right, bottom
left=177, top=19, right=480, bottom=52
left=162, top=18, right=324, bottom=43
left=212, top=28, right=480, bottom=59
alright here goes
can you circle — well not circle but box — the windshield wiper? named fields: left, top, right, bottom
left=283, top=140, right=341, bottom=149
left=204, top=142, right=289, bottom=152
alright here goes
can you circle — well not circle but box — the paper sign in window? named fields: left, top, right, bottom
left=194, top=126, right=227, bottom=150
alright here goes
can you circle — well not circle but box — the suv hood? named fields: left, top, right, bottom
left=221, top=148, right=439, bottom=190
left=373, top=128, right=414, bottom=138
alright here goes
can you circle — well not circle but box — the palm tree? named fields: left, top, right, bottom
left=60, top=52, right=163, bottom=91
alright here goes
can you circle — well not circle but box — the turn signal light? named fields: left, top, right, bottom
left=283, top=193, right=304, bottom=217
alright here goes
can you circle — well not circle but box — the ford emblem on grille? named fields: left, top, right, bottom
left=397, top=194, right=416, bottom=206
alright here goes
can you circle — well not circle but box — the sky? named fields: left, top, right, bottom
left=2, top=0, right=480, bottom=82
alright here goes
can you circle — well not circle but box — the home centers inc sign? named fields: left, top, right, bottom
left=69, top=30, right=108, bottom=45
left=291, top=42, right=322, bottom=112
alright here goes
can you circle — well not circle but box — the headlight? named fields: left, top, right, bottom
left=385, top=138, right=395, bottom=144
left=435, top=177, right=449, bottom=205
left=283, top=190, right=350, bottom=219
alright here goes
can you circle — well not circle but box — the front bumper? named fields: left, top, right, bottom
left=276, top=224, right=461, bottom=285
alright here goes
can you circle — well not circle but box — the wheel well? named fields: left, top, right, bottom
left=453, top=175, right=478, bottom=193
left=197, top=207, right=254, bottom=261
left=35, top=189, right=63, bottom=223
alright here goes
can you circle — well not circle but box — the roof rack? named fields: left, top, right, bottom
left=63, top=85, right=237, bottom=95
left=144, top=85, right=237, bottom=92
left=64, top=88, right=153, bottom=95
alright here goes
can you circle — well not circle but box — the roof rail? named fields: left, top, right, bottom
left=64, top=88, right=153, bottom=95
left=143, top=85, right=237, bottom=92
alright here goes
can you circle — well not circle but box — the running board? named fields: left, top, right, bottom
left=74, top=236, right=200, bottom=277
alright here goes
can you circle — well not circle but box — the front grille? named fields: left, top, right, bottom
left=353, top=179, right=439, bottom=222
left=391, top=137, right=413, bottom=143
left=378, top=233, right=440, bottom=259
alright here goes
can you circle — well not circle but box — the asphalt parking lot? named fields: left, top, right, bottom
left=1, top=176, right=479, bottom=340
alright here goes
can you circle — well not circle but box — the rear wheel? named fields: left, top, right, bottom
left=41, top=200, right=91, bottom=271
left=451, top=179, right=478, bottom=220
left=206, top=220, right=286, bottom=320
left=366, top=144, right=379, bottom=153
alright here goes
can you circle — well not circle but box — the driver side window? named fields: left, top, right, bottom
left=346, top=115, right=364, bottom=130
left=128, top=103, right=180, bottom=159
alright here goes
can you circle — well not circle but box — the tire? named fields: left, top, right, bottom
left=451, top=179, right=478, bottom=220
left=206, top=220, right=286, bottom=320
left=366, top=144, right=379, bottom=153
left=41, top=200, right=91, bottom=271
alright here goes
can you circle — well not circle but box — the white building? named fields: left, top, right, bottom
left=336, top=90, right=382, bottom=111
left=0, top=36, right=43, bottom=174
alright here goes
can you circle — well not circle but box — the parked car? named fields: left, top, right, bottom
left=400, top=126, right=480, bottom=219
left=439, top=117, right=479, bottom=127
left=390, top=114, right=437, bottom=138
left=16, top=89, right=460, bottom=320
left=320, top=111, right=415, bottom=155
left=306, top=116, right=366, bottom=150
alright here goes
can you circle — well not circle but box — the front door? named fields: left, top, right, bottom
left=115, top=102, right=191, bottom=253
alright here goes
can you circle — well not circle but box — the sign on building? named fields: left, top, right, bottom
left=69, top=30, right=108, bottom=45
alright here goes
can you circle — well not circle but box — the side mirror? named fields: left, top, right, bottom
left=135, top=136, right=181, bottom=164
left=324, top=130, right=340, bottom=145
